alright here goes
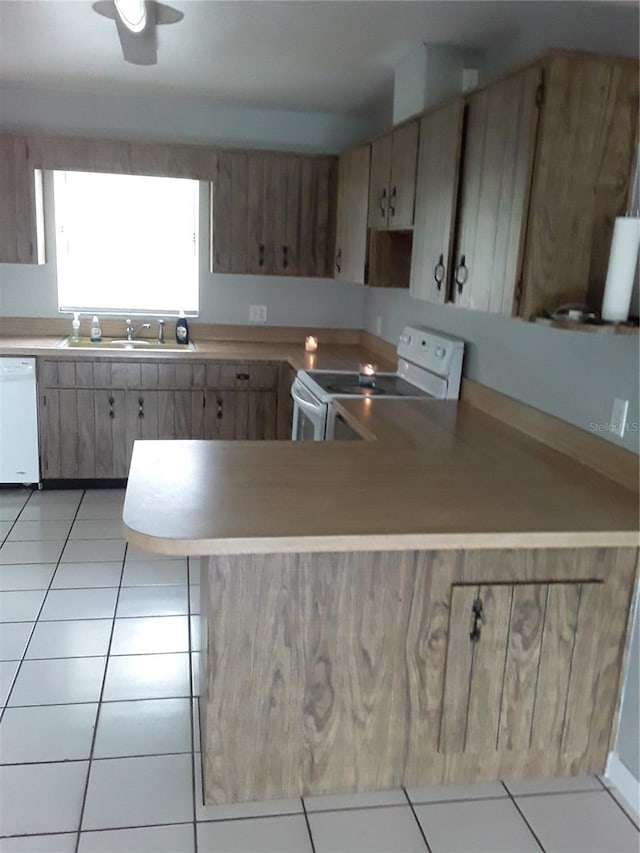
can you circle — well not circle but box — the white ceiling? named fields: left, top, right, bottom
left=0, top=1, right=638, bottom=115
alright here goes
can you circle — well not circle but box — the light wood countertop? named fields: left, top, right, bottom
left=0, top=335, right=395, bottom=372
left=123, top=399, right=639, bottom=555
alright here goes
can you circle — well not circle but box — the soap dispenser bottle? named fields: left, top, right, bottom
left=71, top=312, right=81, bottom=342
left=176, top=311, right=189, bottom=345
left=90, top=315, right=102, bottom=342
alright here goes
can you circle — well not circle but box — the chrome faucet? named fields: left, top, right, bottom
left=125, top=319, right=151, bottom=342
left=157, top=319, right=165, bottom=344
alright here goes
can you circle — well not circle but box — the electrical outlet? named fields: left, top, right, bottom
left=375, top=316, right=382, bottom=335
left=611, top=397, right=629, bottom=438
left=249, top=305, right=267, bottom=323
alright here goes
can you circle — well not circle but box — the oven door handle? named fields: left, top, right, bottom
left=291, top=378, right=325, bottom=440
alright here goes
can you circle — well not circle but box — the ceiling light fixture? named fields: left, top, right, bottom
left=93, top=0, right=183, bottom=65
left=114, top=0, right=147, bottom=33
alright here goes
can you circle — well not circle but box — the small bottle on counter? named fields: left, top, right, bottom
left=90, top=315, right=102, bottom=342
left=71, top=312, right=81, bottom=342
left=175, top=311, right=189, bottom=345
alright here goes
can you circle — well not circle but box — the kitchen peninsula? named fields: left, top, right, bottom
left=123, top=377, right=639, bottom=805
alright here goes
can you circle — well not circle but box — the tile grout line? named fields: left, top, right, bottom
left=596, top=774, right=640, bottom=831
left=186, top=556, right=199, bottom=853
left=0, top=490, right=86, bottom=725
left=73, top=522, right=127, bottom=853
left=300, top=795, right=317, bottom=853
left=500, top=781, right=547, bottom=853
left=402, top=786, right=433, bottom=853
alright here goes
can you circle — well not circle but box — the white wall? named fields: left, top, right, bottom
left=364, top=288, right=640, bottom=455
left=0, top=83, right=381, bottom=154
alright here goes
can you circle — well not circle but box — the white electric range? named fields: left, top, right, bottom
left=291, top=325, right=465, bottom=440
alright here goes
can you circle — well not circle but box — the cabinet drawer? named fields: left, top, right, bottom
left=206, top=362, right=278, bottom=390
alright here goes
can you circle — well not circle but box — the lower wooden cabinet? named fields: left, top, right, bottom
left=200, top=546, right=637, bottom=802
left=38, top=358, right=279, bottom=480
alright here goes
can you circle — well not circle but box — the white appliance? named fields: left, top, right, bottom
left=291, top=326, right=464, bottom=440
left=0, top=358, right=40, bottom=485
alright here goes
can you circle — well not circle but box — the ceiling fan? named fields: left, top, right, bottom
left=93, top=0, right=184, bottom=66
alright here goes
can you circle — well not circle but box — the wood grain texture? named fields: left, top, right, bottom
left=335, top=145, right=371, bottom=283
left=368, top=134, right=392, bottom=228
left=410, top=100, right=464, bottom=304
left=497, top=583, right=547, bottom=751
left=388, top=121, right=419, bottom=228
left=453, top=66, right=541, bottom=314
left=520, top=54, right=639, bottom=318
left=0, top=134, right=42, bottom=264
left=199, top=547, right=637, bottom=803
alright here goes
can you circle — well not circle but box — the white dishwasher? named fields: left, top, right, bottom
left=0, top=357, right=40, bottom=485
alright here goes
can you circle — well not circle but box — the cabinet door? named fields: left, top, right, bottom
left=452, top=66, right=541, bottom=314
left=439, top=580, right=600, bottom=756
left=211, top=151, right=249, bottom=274
left=298, top=158, right=333, bottom=277
left=39, top=389, right=62, bottom=479
left=335, top=145, right=371, bottom=283
left=94, top=390, right=127, bottom=478
left=410, top=101, right=464, bottom=303
left=520, top=55, right=640, bottom=318
left=388, top=121, right=419, bottom=228
left=368, top=134, right=392, bottom=228
left=248, top=392, right=277, bottom=440
left=0, top=134, right=44, bottom=265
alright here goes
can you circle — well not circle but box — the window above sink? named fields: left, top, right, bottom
left=53, top=170, right=200, bottom=317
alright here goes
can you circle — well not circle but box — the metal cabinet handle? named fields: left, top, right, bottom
left=389, top=185, right=397, bottom=217
left=236, top=372, right=250, bottom=381
left=282, top=245, right=289, bottom=270
left=379, top=187, right=387, bottom=218
left=469, top=597, right=485, bottom=643
left=433, top=253, right=445, bottom=291
left=108, top=395, right=115, bottom=419
left=336, top=249, right=342, bottom=273
left=454, top=254, right=468, bottom=294
left=258, top=244, right=265, bottom=267
left=216, top=397, right=223, bottom=421
left=138, top=396, right=144, bottom=419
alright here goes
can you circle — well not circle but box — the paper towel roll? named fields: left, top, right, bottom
left=601, top=217, right=640, bottom=322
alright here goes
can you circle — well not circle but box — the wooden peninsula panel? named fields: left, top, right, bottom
left=199, top=546, right=637, bottom=803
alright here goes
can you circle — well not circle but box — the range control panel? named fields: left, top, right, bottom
left=397, top=325, right=464, bottom=377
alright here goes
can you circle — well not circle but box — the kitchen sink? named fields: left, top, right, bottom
left=58, top=336, right=196, bottom=352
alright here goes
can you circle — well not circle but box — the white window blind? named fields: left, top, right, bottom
left=54, top=170, right=199, bottom=315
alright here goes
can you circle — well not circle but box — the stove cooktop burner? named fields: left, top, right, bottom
left=326, top=383, right=386, bottom=396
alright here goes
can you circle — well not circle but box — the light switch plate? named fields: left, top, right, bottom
left=611, top=397, right=629, bottom=438
left=249, top=305, right=267, bottom=323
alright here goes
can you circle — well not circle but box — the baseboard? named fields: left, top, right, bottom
left=605, top=751, right=640, bottom=818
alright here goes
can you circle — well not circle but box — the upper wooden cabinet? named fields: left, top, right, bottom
left=0, top=134, right=45, bottom=265
left=519, top=53, right=639, bottom=318
left=410, top=100, right=465, bottom=303
left=451, top=66, right=541, bottom=313
left=212, top=150, right=334, bottom=278
left=411, top=52, right=638, bottom=317
left=368, top=122, right=419, bottom=230
left=334, top=144, right=371, bottom=284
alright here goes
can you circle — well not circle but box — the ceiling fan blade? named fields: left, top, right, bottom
left=115, top=15, right=158, bottom=65
left=155, top=2, right=184, bottom=26
left=92, top=0, right=117, bottom=20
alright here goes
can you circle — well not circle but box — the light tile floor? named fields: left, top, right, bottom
left=0, top=486, right=638, bottom=853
